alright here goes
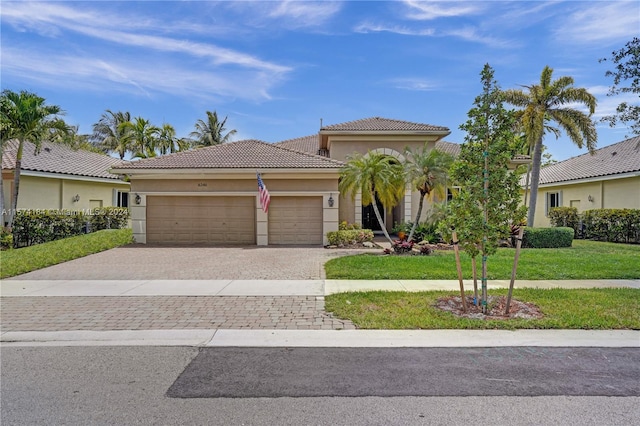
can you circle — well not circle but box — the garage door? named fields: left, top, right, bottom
left=147, top=196, right=255, bottom=244
left=268, top=197, right=323, bottom=245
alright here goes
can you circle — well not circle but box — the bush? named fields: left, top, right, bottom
left=522, top=227, right=574, bottom=248
left=549, top=207, right=579, bottom=237
left=392, top=220, right=440, bottom=243
left=327, top=229, right=374, bottom=246
left=339, top=221, right=361, bottom=231
left=11, top=208, right=130, bottom=248
left=582, top=209, right=640, bottom=244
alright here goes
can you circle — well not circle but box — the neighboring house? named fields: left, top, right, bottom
left=528, top=136, right=640, bottom=227
left=2, top=140, right=130, bottom=223
left=112, top=117, right=458, bottom=246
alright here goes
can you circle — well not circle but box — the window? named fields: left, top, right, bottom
left=546, top=191, right=562, bottom=216
left=116, top=191, right=129, bottom=208
left=447, top=186, right=461, bottom=202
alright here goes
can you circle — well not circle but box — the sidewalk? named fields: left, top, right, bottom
left=1, top=279, right=639, bottom=347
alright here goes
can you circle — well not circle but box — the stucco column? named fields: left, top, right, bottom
left=323, top=193, right=339, bottom=246
left=130, top=193, right=146, bottom=244
left=354, top=191, right=362, bottom=226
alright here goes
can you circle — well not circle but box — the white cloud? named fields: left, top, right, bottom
left=388, top=78, right=437, bottom=91
left=354, top=22, right=435, bottom=36
left=268, top=0, right=342, bottom=27
left=555, top=1, right=639, bottom=43
left=401, top=0, right=481, bottom=20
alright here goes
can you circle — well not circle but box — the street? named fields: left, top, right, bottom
left=2, top=346, right=639, bottom=425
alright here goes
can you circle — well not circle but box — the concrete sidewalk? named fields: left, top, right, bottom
left=1, top=279, right=639, bottom=347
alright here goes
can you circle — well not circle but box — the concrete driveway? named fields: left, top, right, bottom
left=8, top=244, right=372, bottom=280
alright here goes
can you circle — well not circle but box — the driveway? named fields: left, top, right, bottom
left=8, top=244, right=371, bottom=280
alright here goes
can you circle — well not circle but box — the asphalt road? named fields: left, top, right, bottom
left=2, top=346, right=639, bottom=425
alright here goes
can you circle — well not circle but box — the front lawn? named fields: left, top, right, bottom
left=325, top=288, right=640, bottom=330
left=324, top=240, right=640, bottom=280
left=0, top=229, right=133, bottom=279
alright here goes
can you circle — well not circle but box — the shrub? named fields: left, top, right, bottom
left=392, top=220, right=441, bottom=243
left=11, top=208, right=130, bottom=248
left=549, top=207, right=579, bottom=236
left=339, top=221, right=361, bottom=231
left=327, top=229, right=374, bottom=246
left=582, top=209, right=640, bottom=244
left=522, top=227, right=574, bottom=248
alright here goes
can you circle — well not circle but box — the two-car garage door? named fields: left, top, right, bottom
left=146, top=196, right=255, bottom=244
left=146, top=196, right=323, bottom=245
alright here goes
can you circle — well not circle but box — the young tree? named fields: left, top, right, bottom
left=403, top=144, right=453, bottom=242
left=442, top=64, right=527, bottom=313
left=0, top=90, right=67, bottom=227
left=599, top=37, right=640, bottom=136
left=190, top=111, right=236, bottom=147
left=91, top=110, right=132, bottom=159
left=503, top=66, right=597, bottom=227
left=339, top=152, right=405, bottom=244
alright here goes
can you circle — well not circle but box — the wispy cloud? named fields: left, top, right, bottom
left=354, top=22, right=435, bottom=36
left=401, top=0, right=482, bottom=20
left=555, top=1, right=639, bottom=43
left=268, top=0, right=342, bottom=28
left=443, top=27, right=517, bottom=49
left=388, top=78, right=437, bottom=92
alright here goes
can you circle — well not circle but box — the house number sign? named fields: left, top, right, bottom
left=198, top=183, right=208, bottom=187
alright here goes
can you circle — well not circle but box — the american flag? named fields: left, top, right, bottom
left=257, top=173, right=270, bottom=213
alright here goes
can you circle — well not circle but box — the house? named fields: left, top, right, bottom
left=529, top=136, right=640, bottom=227
left=2, top=140, right=130, bottom=222
left=112, top=117, right=458, bottom=245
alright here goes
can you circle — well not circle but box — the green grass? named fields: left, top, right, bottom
left=325, top=288, right=640, bottom=330
left=0, top=229, right=133, bottom=279
left=325, top=240, right=640, bottom=280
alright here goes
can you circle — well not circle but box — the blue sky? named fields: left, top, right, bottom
left=2, top=0, right=638, bottom=161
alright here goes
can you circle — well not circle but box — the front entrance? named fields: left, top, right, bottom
left=362, top=196, right=384, bottom=231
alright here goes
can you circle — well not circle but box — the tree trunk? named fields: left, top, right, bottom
left=472, top=256, right=479, bottom=306
left=526, top=138, right=544, bottom=227
left=505, top=226, right=525, bottom=314
left=8, top=140, right=24, bottom=228
left=0, top=143, right=5, bottom=228
left=371, top=193, right=394, bottom=244
left=408, top=190, right=427, bottom=242
left=451, top=230, right=468, bottom=313
left=523, top=163, right=531, bottom=207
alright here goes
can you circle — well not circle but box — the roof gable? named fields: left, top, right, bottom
left=112, top=139, right=343, bottom=170
left=538, top=136, right=640, bottom=184
left=2, top=140, right=126, bottom=180
left=320, top=116, right=450, bottom=133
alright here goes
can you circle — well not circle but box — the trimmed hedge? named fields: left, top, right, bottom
left=582, top=209, right=640, bottom=244
left=327, top=229, right=374, bottom=246
left=11, top=208, right=130, bottom=248
left=549, top=207, right=580, bottom=237
left=522, top=227, right=574, bottom=248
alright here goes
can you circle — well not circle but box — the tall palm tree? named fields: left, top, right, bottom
left=403, top=145, right=454, bottom=241
left=1, top=90, right=66, bottom=227
left=190, top=111, right=236, bottom=147
left=91, top=110, right=132, bottom=159
left=120, top=117, right=160, bottom=159
left=503, top=66, right=597, bottom=226
left=339, top=152, right=405, bottom=244
left=156, top=123, right=189, bottom=155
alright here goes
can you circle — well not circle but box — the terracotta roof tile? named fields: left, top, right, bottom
left=113, top=139, right=343, bottom=170
left=435, top=140, right=461, bottom=156
left=537, top=136, right=640, bottom=185
left=274, top=134, right=320, bottom=154
left=2, top=139, right=126, bottom=180
left=320, top=116, right=450, bottom=133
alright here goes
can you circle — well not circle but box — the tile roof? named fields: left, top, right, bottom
left=274, top=134, right=320, bottom=154
left=320, top=116, right=450, bottom=133
left=537, top=136, right=640, bottom=185
left=2, top=139, right=126, bottom=180
left=112, top=139, right=343, bottom=170
left=434, top=140, right=461, bottom=156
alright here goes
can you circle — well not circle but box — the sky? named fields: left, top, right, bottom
left=1, top=0, right=638, bottom=161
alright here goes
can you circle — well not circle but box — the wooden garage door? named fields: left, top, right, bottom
left=147, top=196, right=255, bottom=244
left=268, top=197, right=323, bottom=245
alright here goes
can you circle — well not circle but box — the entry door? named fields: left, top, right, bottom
left=362, top=195, right=384, bottom=231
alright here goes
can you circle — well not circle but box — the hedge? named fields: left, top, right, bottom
left=326, top=229, right=374, bottom=246
left=549, top=207, right=580, bottom=237
left=522, top=227, right=574, bottom=248
left=582, top=209, right=640, bottom=244
left=11, top=208, right=130, bottom=248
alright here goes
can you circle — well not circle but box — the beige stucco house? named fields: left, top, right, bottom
left=2, top=140, right=130, bottom=225
left=529, top=135, right=640, bottom=227
left=112, top=117, right=458, bottom=246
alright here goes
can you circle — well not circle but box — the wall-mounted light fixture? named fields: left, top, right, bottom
left=328, top=194, right=334, bottom=207
left=588, top=195, right=594, bottom=202
left=72, top=194, right=80, bottom=203
left=135, top=194, right=142, bottom=205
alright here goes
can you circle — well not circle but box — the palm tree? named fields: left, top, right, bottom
left=339, top=152, right=405, bottom=244
left=121, top=117, right=160, bottom=159
left=189, top=111, right=236, bottom=147
left=403, top=145, right=454, bottom=241
left=1, top=90, right=66, bottom=227
left=503, top=66, right=597, bottom=226
left=91, top=110, right=132, bottom=159
left=156, top=123, right=189, bottom=155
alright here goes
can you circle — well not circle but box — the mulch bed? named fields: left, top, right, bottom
left=435, top=295, right=544, bottom=320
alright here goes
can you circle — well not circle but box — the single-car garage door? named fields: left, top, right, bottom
left=147, top=196, right=255, bottom=244
left=268, top=196, right=323, bottom=245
